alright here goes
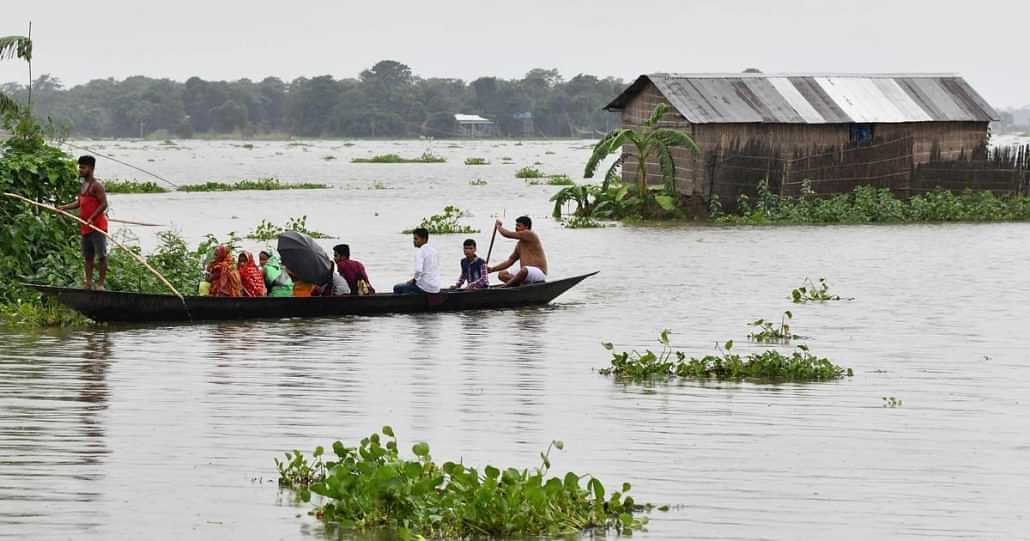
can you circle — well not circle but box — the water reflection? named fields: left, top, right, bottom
left=0, top=331, right=112, bottom=535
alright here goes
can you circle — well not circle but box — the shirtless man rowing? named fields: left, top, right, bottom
left=487, top=216, right=548, bottom=287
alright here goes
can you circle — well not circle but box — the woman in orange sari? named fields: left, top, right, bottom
left=237, top=251, right=267, bottom=297
left=206, top=245, right=242, bottom=297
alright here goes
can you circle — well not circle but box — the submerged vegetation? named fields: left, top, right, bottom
left=747, top=311, right=800, bottom=343
left=464, top=157, right=489, bottom=165
left=276, top=427, right=656, bottom=539
left=713, top=181, right=1030, bottom=224
left=527, top=174, right=575, bottom=186
left=599, top=330, right=851, bottom=382
left=352, top=152, right=446, bottom=164
left=514, top=166, right=545, bottom=179
left=177, top=177, right=328, bottom=192
left=402, top=205, right=479, bottom=234
left=561, top=215, right=605, bottom=229
left=104, top=179, right=170, bottom=194
left=791, top=277, right=847, bottom=303
left=247, top=216, right=331, bottom=241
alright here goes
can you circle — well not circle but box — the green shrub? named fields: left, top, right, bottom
left=276, top=427, right=657, bottom=539
left=464, top=157, right=489, bottom=165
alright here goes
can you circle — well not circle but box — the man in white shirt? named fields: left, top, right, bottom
left=393, top=227, right=441, bottom=295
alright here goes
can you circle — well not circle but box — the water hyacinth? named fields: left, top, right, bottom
left=599, top=330, right=851, bottom=382
left=276, top=427, right=658, bottom=539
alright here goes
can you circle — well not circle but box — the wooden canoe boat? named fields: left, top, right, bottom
left=25, top=272, right=597, bottom=323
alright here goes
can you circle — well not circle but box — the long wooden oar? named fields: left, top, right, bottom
left=3, top=192, right=185, bottom=301
left=484, top=221, right=499, bottom=266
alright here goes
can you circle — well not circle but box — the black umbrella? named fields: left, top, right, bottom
left=276, top=231, right=334, bottom=284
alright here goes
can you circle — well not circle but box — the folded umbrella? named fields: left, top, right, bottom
left=276, top=231, right=334, bottom=285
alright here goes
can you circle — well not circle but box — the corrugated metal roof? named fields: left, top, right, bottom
left=605, top=73, right=999, bottom=124
left=454, top=114, right=493, bottom=124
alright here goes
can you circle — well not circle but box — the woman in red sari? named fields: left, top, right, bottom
left=237, top=251, right=267, bottom=297
left=206, top=245, right=243, bottom=297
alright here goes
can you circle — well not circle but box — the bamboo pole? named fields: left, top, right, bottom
left=3, top=192, right=185, bottom=301
left=108, top=217, right=165, bottom=227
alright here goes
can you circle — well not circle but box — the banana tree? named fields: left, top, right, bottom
left=0, top=35, right=32, bottom=117
left=584, top=103, right=699, bottom=213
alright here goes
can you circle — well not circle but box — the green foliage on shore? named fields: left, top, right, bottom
left=276, top=427, right=657, bottom=539
left=713, top=181, right=1030, bottom=224
left=104, top=179, right=169, bottom=193
left=177, top=177, right=328, bottom=192
left=402, top=205, right=479, bottom=234
left=0, top=112, right=80, bottom=304
left=599, top=330, right=851, bottom=382
left=352, top=152, right=445, bottom=164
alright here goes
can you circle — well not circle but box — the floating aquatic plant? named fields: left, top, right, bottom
left=276, top=427, right=658, bottom=539
left=599, top=330, right=851, bottom=382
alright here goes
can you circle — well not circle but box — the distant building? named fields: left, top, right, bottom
left=604, top=73, right=1022, bottom=210
left=454, top=114, right=497, bottom=137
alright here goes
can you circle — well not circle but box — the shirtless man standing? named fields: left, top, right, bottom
left=487, top=216, right=548, bottom=287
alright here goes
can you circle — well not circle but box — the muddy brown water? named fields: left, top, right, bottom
left=1, top=139, right=1028, bottom=539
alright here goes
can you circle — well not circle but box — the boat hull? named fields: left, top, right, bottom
left=25, top=272, right=597, bottom=323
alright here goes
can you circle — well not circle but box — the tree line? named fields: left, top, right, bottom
left=0, top=60, right=626, bottom=139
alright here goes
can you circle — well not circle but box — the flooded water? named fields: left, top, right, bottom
left=2, top=139, right=1029, bottom=540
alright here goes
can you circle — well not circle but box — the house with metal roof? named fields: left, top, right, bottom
left=454, top=114, right=497, bottom=137
left=604, top=73, right=1005, bottom=210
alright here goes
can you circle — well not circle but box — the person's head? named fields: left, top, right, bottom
left=78, top=155, right=96, bottom=179
left=462, top=238, right=477, bottom=258
left=515, top=215, right=532, bottom=232
left=412, top=227, right=429, bottom=247
left=333, top=244, right=350, bottom=261
left=259, top=251, right=271, bottom=266
left=237, top=253, right=247, bottom=266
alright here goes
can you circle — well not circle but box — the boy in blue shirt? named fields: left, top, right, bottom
left=451, top=238, right=489, bottom=289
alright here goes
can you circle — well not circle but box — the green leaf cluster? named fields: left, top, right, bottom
left=747, top=311, right=800, bottom=343
left=0, top=112, right=80, bottom=303
left=402, top=205, right=479, bottom=235
left=276, top=427, right=655, bottom=539
left=246, top=215, right=331, bottom=241
left=791, top=277, right=846, bottom=303
left=599, top=330, right=851, bottom=382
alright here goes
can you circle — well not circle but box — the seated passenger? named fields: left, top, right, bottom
left=333, top=244, right=375, bottom=295
left=238, top=251, right=268, bottom=297
left=393, top=227, right=440, bottom=295
left=259, top=251, right=294, bottom=297
left=206, top=245, right=242, bottom=297
left=451, top=238, right=488, bottom=290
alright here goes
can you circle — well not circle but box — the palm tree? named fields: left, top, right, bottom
left=584, top=103, right=699, bottom=211
left=0, top=35, right=32, bottom=117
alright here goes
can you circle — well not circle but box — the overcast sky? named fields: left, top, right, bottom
left=3, top=0, right=1028, bottom=107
